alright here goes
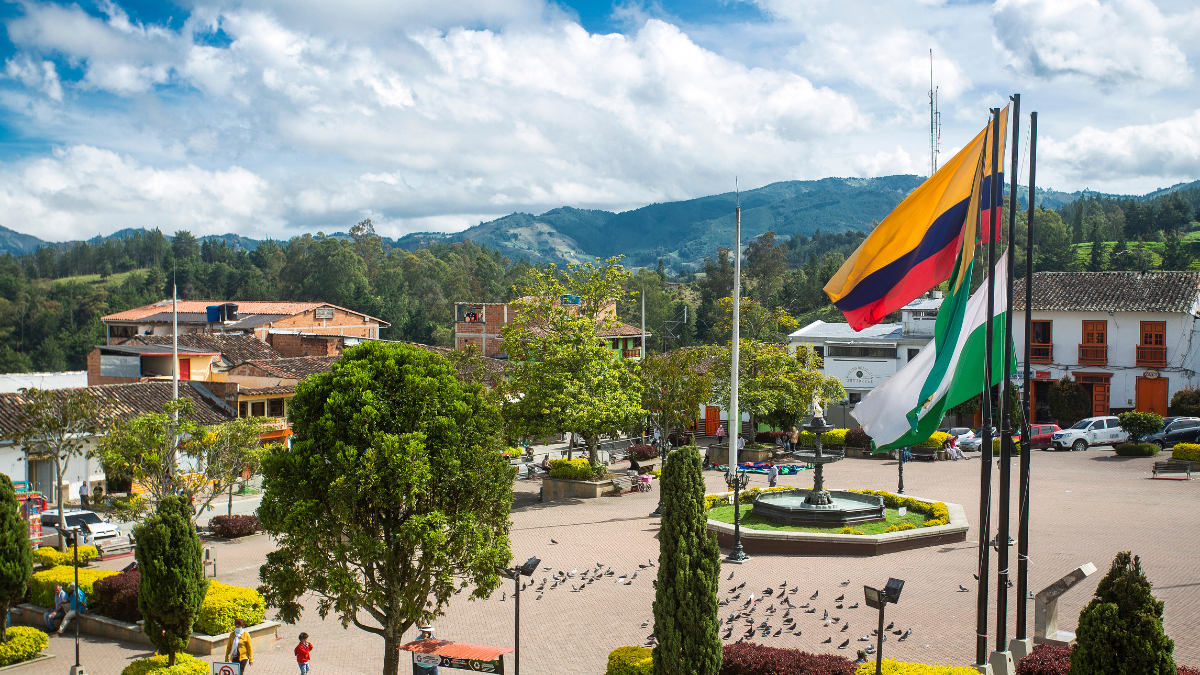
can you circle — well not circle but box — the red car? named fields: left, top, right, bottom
left=1026, top=423, right=1062, bottom=449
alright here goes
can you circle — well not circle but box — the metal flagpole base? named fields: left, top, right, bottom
left=70, top=666, right=88, bottom=675
left=972, top=664, right=994, bottom=675
left=989, top=650, right=1015, bottom=675
left=1009, top=638, right=1033, bottom=663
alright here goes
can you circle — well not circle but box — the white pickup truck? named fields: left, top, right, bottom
left=1050, top=416, right=1129, bottom=452
left=40, top=509, right=134, bottom=557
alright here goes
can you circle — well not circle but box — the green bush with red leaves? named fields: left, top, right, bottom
left=720, top=642, right=856, bottom=675
left=92, top=569, right=142, bottom=624
left=628, top=445, right=660, bottom=461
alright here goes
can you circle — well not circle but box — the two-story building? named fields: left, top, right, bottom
left=1014, top=271, right=1200, bottom=422
left=101, top=300, right=388, bottom=344
left=454, top=296, right=649, bottom=361
left=787, top=295, right=944, bottom=405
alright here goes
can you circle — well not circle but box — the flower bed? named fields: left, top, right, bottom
left=1173, top=443, right=1200, bottom=461
left=194, top=581, right=267, bottom=636
left=121, top=653, right=210, bottom=675
left=855, top=660, right=978, bottom=674
left=33, top=545, right=99, bottom=568
left=607, top=646, right=653, bottom=675
left=722, top=642, right=855, bottom=674
left=849, top=489, right=949, bottom=527
left=1016, top=644, right=1071, bottom=675
left=0, top=626, right=48, bottom=667
left=30, top=566, right=118, bottom=606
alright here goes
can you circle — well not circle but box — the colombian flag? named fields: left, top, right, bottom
left=824, top=107, right=1008, bottom=330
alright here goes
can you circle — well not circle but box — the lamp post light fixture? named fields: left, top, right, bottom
left=495, top=556, right=541, bottom=675
left=724, top=467, right=750, bottom=562
left=864, top=578, right=905, bottom=675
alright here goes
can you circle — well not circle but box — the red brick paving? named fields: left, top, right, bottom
left=21, top=447, right=1200, bottom=674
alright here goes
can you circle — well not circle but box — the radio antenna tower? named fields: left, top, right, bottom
left=929, top=48, right=941, bottom=175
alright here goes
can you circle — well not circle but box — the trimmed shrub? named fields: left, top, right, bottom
left=1072, top=551, right=1175, bottom=675
left=193, top=581, right=267, bottom=635
left=992, top=437, right=1022, bottom=455
left=0, top=473, right=32, bottom=643
left=797, top=429, right=850, bottom=447
left=120, top=653, right=209, bottom=675
left=33, top=545, right=99, bottom=568
left=917, top=431, right=952, bottom=449
left=845, top=427, right=871, bottom=448
left=1049, top=377, right=1090, bottom=426
left=1172, top=444, right=1200, bottom=461
left=548, top=458, right=595, bottom=480
left=30, top=567, right=117, bottom=607
left=1169, top=387, right=1200, bottom=417
left=0, top=626, right=48, bottom=666
left=93, top=569, right=142, bottom=623
left=1118, top=411, right=1164, bottom=443
left=608, top=646, right=654, bottom=675
left=629, top=445, right=660, bottom=461
left=848, top=489, right=949, bottom=526
left=1114, top=443, right=1159, bottom=457
left=208, top=515, right=260, bottom=538
left=1016, top=644, right=1072, bottom=675
left=1178, top=666, right=1200, bottom=675
left=884, top=523, right=917, bottom=533
left=720, top=642, right=855, bottom=674
left=855, top=660, right=978, bottom=674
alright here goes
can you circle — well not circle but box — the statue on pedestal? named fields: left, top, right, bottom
left=809, top=393, right=825, bottom=425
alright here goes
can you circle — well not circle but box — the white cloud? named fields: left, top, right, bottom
left=849, top=145, right=918, bottom=177
left=991, top=0, right=1192, bottom=90
left=4, top=54, right=62, bottom=100
left=1042, top=109, right=1200, bottom=182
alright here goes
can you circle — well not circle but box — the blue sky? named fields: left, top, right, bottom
left=1, top=0, right=1198, bottom=242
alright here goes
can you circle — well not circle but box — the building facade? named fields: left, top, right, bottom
left=453, top=296, right=648, bottom=361
left=102, top=300, right=388, bottom=344
left=1013, top=271, right=1200, bottom=422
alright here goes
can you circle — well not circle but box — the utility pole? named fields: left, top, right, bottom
left=727, top=180, right=748, bottom=562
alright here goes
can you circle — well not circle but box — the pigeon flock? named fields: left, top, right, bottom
left=714, top=573, right=913, bottom=654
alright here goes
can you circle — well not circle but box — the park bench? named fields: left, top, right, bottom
left=909, top=447, right=940, bottom=461
left=609, top=475, right=635, bottom=494
left=1152, top=459, right=1195, bottom=479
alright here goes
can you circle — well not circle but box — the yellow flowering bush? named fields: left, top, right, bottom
left=884, top=523, right=918, bottom=533
left=917, top=431, right=953, bottom=448
left=0, top=627, right=48, bottom=666
left=840, top=527, right=866, bottom=535
left=606, top=646, right=653, bottom=675
left=548, top=458, right=594, bottom=480
left=797, top=428, right=851, bottom=447
left=33, top=545, right=99, bottom=568
left=120, top=653, right=210, bottom=675
left=849, top=489, right=950, bottom=527
left=194, top=581, right=267, bottom=635
left=30, top=567, right=117, bottom=607
left=1172, top=443, right=1200, bottom=461
left=856, top=659, right=978, bottom=675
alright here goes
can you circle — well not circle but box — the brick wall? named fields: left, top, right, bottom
left=201, top=380, right=240, bottom=407
left=268, top=333, right=343, bottom=358
left=266, top=307, right=379, bottom=339
left=86, top=348, right=142, bottom=386
left=454, top=303, right=511, bottom=357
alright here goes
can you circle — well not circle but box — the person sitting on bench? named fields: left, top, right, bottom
left=628, top=456, right=641, bottom=474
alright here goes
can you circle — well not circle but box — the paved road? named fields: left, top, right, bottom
left=23, top=446, right=1200, bottom=674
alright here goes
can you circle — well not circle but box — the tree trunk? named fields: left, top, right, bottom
left=383, top=632, right=400, bottom=675
left=55, top=459, right=66, bottom=552
left=168, top=650, right=176, bottom=667
left=585, top=433, right=599, bottom=465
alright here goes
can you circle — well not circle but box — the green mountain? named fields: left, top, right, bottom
left=0, top=225, right=47, bottom=255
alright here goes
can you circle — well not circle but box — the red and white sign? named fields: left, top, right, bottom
left=1035, top=371, right=1051, bottom=379
left=212, top=663, right=241, bottom=675
left=1143, top=370, right=1160, bottom=379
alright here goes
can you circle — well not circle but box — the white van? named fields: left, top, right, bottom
left=1050, top=416, right=1129, bottom=452
left=40, top=509, right=133, bottom=556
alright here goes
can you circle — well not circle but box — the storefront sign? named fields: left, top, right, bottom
left=1143, top=370, right=1160, bottom=379
left=1035, top=371, right=1051, bottom=379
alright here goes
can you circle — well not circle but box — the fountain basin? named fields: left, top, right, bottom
left=751, top=488, right=885, bottom=526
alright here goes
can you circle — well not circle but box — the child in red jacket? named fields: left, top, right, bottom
left=295, top=632, right=313, bottom=674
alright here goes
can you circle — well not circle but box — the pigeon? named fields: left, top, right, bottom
left=821, top=637, right=832, bottom=644
left=810, top=590, right=819, bottom=600
left=625, top=579, right=633, bottom=585
left=858, top=636, right=871, bottom=642
left=648, top=559, right=655, bottom=567
left=838, top=639, right=850, bottom=649
left=893, top=630, right=903, bottom=636
left=840, top=579, right=851, bottom=586
left=899, top=629, right=912, bottom=641
left=1029, top=591, right=1035, bottom=598
left=501, top=592, right=506, bottom=601
left=848, top=602, right=859, bottom=609
left=551, top=581, right=558, bottom=589
left=789, top=586, right=798, bottom=594
left=758, top=620, right=769, bottom=628
left=543, top=567, right=552, bottom=572
left=748, top=594, right=755, bottom=604
left=804, top=608, right=816, bottom=614
left=800, top=603, right=810, bottom=608
left=722, top=628, right=733, bottom=639
left=736, top=582, right=746, bottom=590
left=763, top=587, right=774, bottom=596
left=588, top=578, right=595, bottom=585
left=605, top=570, right=615, bottom=576
left=835, top=593, right=845, bottom=602
left=773, top=628, right=782, bottom=637
left=551, top=539, right=558, bottom=544
left=792, top=630, right=802, bottom=637
left=959, top=585, right=970, bottom=592
left=836, top=604, right=843, bottom=609
left=765, top=605, right=775, bottom=615
left=570, top=585, right=578, bottom=592
left=886, top=622, right=894, bottom=630
left=822, top=609, right=829, bottom=620
left=728, top=571, right=735, bottom=580
left=719, top=598, right=729, bottom=607
left=732, top=592, right=741, bottom=601
left=569, top=568, right=578, bottom=576
left=632, top=572, right=639, bottom=580
left=841, top=624, right=849, bottom=632
left=521, top=582, right=526, bottom=591
left=728, top=611, right=737, bottom=621
left=823, top=620, right=831, bottom=627
left=783, top=609, right=791, bottom=618
left=639, top=564, right=648, bottom=569
left=596, top=562, right=605, bottom=568
left=536, top=593, right=544, bottom=600
left=616, top=576, right=627, bottom=584
left=783, top=598, right=795, bottom=608
left=865, top=644, right=876, bottom=655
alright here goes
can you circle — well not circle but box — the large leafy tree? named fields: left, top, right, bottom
left=710, top=340, right=845, bottom=437
left=653, top=445, right=721, bottom=674
left=502, top=257, right=645, bottom=463
left=135, top=496, right=208, bottom=667
left=1071, top=551, right=1175, bottom=675
left=640, top=347, right=717, bottom=440
left=713, top=296, right=798, bottom=343
left=0, top=474, right=32, bottom=642
left=7, top=388, right=101, bottom=550
left=183, top=417, right=275, bottom=519
left=258, top=342, right=514, bottom=675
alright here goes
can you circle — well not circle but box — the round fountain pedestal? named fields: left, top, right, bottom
left=751, top=489, right=887, bottom=526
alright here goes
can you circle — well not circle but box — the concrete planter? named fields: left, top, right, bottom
left=541, top=476, right=623, bottom=502
left=705, top=492, right=968, bottom=556
left=11, top=603, right=279, bottom=656
left=707, top=445, right=776, bottom=465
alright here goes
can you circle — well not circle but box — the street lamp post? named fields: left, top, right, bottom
left=70, top=529, right=85, bottom=675
left=724, top=468, right=749, bottom=560
left=496, top=556, right=541, bottom=675
left=864, top=578, right=905, bottom=675
left=726, top=189, right=749, bottom=563
left=897, top=447, right=907, bottom=495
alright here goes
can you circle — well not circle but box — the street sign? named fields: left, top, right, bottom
left=212, top=663, right=241, bottom=675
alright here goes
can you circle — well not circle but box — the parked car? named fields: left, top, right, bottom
left=938, top=427, right=976, bottom=448
left=1142, top=417, right=1200, bottom=450
left=960, top=427, right=996, bottom=451
left=1050, top=416, right=1129, bottom=451
left=39, top=509, right=132, bottom=555
left=1026, top=423, right=1063, bottom=449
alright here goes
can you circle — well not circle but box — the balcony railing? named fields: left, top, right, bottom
left=1078, top=344, right=1108, bottom=366
left=1136, top=345, right=1167, bottom=367
left=622, top=348, right=642, bottom=359
left=1029, top=343, right=1053, bottom=363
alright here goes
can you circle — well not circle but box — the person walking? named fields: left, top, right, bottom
left=767, top=463, right=779, bottom=488
left=54, top=583, right=86, bottom=637
left=78, top=482, right=89, bottom=509
left=295, top=632, right=313, bottom=674
left=414, top=625, right=439, bottom=674
left=226, top=618, right=254, bottom=671
left=789, top=426, right=800, bottom=452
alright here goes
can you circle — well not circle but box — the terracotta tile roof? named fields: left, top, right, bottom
left=524, top=320, right=649, bottom=339
left=240, top=357, right=340, bottom=380
left=102, top=300, right=388, bottom=325
left=239, top=386, right=296, bottom=396
left=401, top=342, right=509, bottom=378
left=125, top=334, right=284, bottom=363
left=0, top=381, right=231, bottom=435
left=1013, top=271, right=1200, bottom=314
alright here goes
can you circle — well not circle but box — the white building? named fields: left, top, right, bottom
left=787, top=295, right=943, bottom=405
left=1013, top=271, right=1200, bottom=422
left=0, top=371, right=87, bottom=393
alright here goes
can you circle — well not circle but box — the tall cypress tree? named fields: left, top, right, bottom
left=0, top=475, right=32, bottom=643
left=1071, top=551, right=1175, bottom=675
left=653, top=445, right=721, bottom=675
left=134, top=496, right=208, bottom=666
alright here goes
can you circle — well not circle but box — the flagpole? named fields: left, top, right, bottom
left=975, top=107, right=1000, bottom=671
left=1015, top=111, right=1038, bottom=652
left=996, top=93, right=1019, bottom=659
left=727, top=186, right=748, bottom=562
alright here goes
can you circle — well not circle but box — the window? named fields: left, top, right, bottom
left=1083, top=321, right=1107, bottom=345
left=238, top=402, right=247, bottom=418
left=848, top=392, right=862, bottom=404
left=827, top=346, right=896, bottom=358
left=814, top=346, right=824, bottom=358
left=251, top=401, right=265, bottom=417
left=1030, top=321, right=1052, bottom=344
left=907, top=348, right=920, bottom=361
left=1142, top=322, right=1165, bottom=346
left=1079, top=320, right=1108, bottom=365
left=268, top=398, right=285, bottom=418
left=109, top=324, right=136, bottom=339
left=1137, top=321, right=1167, bottom=367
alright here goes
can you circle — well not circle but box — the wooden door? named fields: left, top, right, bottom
left=705, top=407, right=720, bottom=436
left=1083, top=321, right=1107, bottom=345
left=178, top=357, right=191, bottom=381
left=1136, top=377, right=1168, bottom=416
left=1091, top=381, right=1109, bottom=416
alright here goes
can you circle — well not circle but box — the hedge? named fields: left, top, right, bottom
left=93, top=569, right=141, bottom=623
left=607, top=646, right=653, bottom=675
left=849, top=490, right=949, bottom=527
left=917, top=431, right=953, bottom=449
left=193, top=581, right=267, bottom=635
left=1114, top=443, right=1159, bottom=457
left=704, top=486, right=793, bottom=511
left=120, top=653, right=210, bottom=675
left=33, top=545, right=98, bottom=568
left=845, top=427, right=871, bottom=448
left=1015, top=644, right=1071, bottom=675
left=1173, top=443, right=1200, bottom=461
left=0, top=626, right=48, bottom=667
left=548, top=458, right=603, bottom=481
left=855, top=660, right=978, bottom=675
left=208, top=515, right=260, bottom=538
left=797, top=428, right=849, bottom=447
left=721, top=642, right=856, bottom=674
left=628, top=445, right=660, bottom=461
left=30, top=567, right=118, bottom=607
left=991, top=437, right=1022, bottom=455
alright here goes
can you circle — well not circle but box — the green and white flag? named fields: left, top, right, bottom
left=852, top=249, right=1012, bottom=451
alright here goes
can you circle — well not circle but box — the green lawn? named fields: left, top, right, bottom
left=707, top=503, right=927, bottom=534
left=33, top=269, right=146, bottom=289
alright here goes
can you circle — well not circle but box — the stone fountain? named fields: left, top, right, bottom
left=750, top=396, right=886, bottom=526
